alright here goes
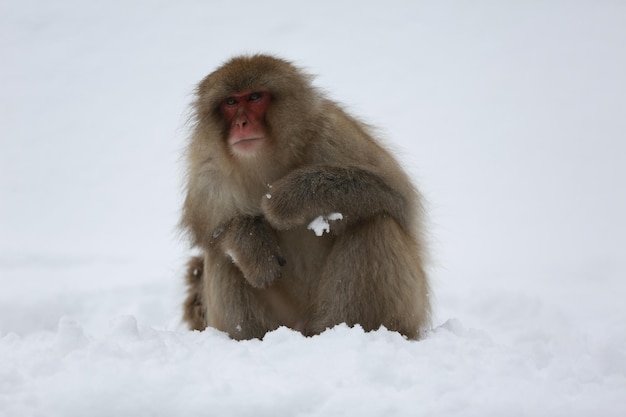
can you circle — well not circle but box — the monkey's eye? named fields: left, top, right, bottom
left=224, top=97, right=238, bottom=106
left=248, top=92, right=263, bottom=102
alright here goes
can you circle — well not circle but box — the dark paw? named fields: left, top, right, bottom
left=229, top=250, right=285, bottom=288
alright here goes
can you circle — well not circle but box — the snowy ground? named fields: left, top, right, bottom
left=2, top=1, right=626, bottom=415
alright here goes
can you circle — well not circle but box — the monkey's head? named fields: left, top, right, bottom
left=194, top=54, right=321, bottom=160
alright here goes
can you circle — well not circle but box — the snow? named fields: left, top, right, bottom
left=307, top=213, right=343, bottom=236
left=225, top=250, right=238, bottom=265
left=2, top=0, right=626, bottom=415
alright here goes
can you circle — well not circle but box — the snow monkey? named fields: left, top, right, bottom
left=181, top=54, right=431, bottom=340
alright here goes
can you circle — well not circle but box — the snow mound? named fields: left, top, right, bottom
left=2, top=314, right=624, bottom=416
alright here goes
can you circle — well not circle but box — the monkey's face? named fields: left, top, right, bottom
left=220, top=89, right=271, bottom=156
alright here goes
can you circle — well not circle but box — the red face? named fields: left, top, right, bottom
left=221, top=90, right=271, bottom=155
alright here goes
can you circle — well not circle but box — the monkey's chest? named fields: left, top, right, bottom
left=277, top=227, right=334, bottom=284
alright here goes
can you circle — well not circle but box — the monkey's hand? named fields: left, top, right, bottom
left=261, top=166, right=407, bottom=231
left=214, top=216, right=286, bottom=288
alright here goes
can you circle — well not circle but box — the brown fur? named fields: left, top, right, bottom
left=180, top=54, right=431, bottom=340
left=182, top=256, right=206, bottom=331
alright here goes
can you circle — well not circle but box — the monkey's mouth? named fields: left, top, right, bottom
left=231, top=137, right=264, bottom=152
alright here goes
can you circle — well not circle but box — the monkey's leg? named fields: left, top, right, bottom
left=182, top=256, right=208, bottom=331
left=200, top=251, right=292, bottom=340
left=308, top=215, right=430, bottom=339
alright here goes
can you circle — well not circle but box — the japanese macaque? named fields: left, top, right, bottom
left=181, top=54, right=431, bottom=340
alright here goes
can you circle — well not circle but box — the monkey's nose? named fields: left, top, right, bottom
left=235, top=118, right=248, bottom=128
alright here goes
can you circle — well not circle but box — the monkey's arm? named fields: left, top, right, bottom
left=261, top=166, right=409, bottom=231
left=212, top=215, right=285, bottom=288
